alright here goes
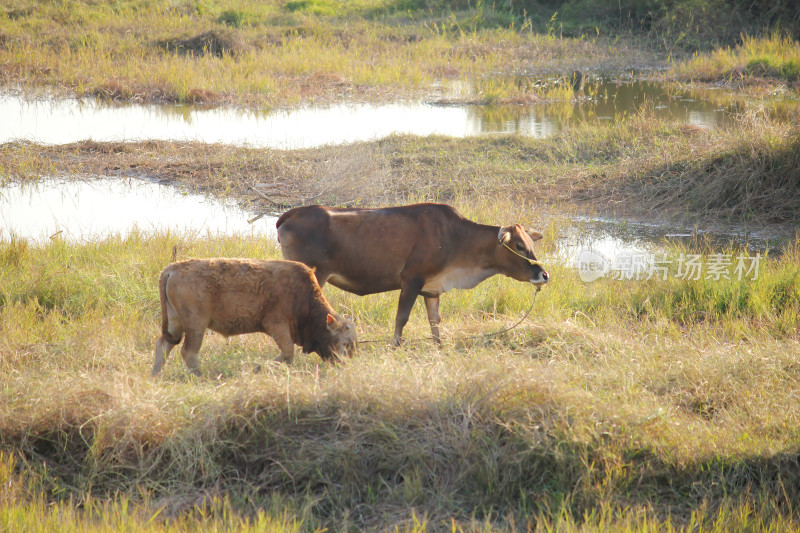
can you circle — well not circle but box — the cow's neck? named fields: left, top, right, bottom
left=461, top=221, right=506, bottom=267
left=420, top=222, right=506, bottom=296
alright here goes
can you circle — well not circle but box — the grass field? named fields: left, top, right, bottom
left=2, top=0, right=797, bottom=109
left=672, top=33, right=800, bottom=88
left=1, top=222, right=799, bottom=531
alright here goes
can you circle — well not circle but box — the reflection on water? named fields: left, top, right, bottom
left=557, top=215, right=794, bottom=284
left=456, top=77, right=751, bottom=133
left=0, top=178, right=275, bottom=243
left=0, top=79, right=784, bottom=148
left=0, top=96, right=500, bottom=148
left=574, top=78, right=738, bottom=128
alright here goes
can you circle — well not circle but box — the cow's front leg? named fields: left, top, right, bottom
left=424, top=296, right=442, bottom=345
left=270, top=325, right=296, bottom=365
left=393, top=277, right=424, bottom=346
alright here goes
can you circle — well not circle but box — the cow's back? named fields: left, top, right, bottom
left=277, top=204, right=461, bottom=295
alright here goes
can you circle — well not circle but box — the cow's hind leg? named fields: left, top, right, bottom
left=424, top=296, right=442, bottom=345
left=180, top=329, right=205, bottom=377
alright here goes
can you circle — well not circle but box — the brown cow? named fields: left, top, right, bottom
left=153, top=258, right=357, bottom=376
left=276, top=203, right=548, bottom=346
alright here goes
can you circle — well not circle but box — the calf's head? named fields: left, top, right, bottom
left=316, top=313, right=358, bottom=362
left=498, top=224, right=549, bottom=286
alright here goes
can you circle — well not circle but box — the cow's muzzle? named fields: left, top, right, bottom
left=531, top=270, right=549, bottom=285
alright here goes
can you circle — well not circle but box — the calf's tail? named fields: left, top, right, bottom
left=159, top=268, right=182, bottom=345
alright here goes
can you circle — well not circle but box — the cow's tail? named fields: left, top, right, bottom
left=159, top=267, right=182, bottom=345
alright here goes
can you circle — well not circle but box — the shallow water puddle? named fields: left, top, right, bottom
left=0, top=79, right=757, bottom=148
left=0, top=95, right=490, bottom=148
left=555, top=215, right=788, bottom=282
left=558, top=215, right=783, bottom=257
left=0, top=178, right=275, bottom=243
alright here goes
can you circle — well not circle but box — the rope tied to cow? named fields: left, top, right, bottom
left=466, top=285, right=540, bottom=341
left=500, top=241, right=543, bottom=267
left=358, top=286, right=541, bottom=346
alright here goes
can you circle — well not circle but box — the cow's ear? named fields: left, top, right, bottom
left=527, top=230, right=544, bottom=242
left=498, top=226, right=512, bottom=243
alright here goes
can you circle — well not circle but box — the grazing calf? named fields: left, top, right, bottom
left=153, top=258, right=357, bottom=376
left=277, top=203, right=548, bottom=345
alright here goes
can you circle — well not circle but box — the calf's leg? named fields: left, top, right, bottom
left=153, top=337, right=178, bottom=376
left=180, top=329, right=205, bottom=376
left=270, top=324, right=296, bottom=365
left=153, top=304, right=183, bottom=376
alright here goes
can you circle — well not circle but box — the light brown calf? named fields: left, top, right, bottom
left=153, top=258, right=357, bottom=376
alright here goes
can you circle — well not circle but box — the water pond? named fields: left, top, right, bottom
left=0, top=178, right=273, bottom=243
left=0, top=78, right=774, bottom=148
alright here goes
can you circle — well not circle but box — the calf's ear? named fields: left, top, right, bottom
left=527, top=229, right=544, bottom=242
left=326, top=313, right=338, bottom=331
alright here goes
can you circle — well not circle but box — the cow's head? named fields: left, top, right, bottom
left=498, top=224, right=549, bottom=286
left=318, top=313, right=358, bottom=362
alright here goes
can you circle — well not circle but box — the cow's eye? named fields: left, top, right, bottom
left=516, top=244, right=526, bottom=252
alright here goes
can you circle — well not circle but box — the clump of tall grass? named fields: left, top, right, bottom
left=673, top=33, right=800, bottom=85
left=599, top=108, right=800, bottom=222
left=439, top=74, right=578, bottom=105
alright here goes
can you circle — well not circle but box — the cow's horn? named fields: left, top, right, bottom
left=498, top=226, right=511, bottom=243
